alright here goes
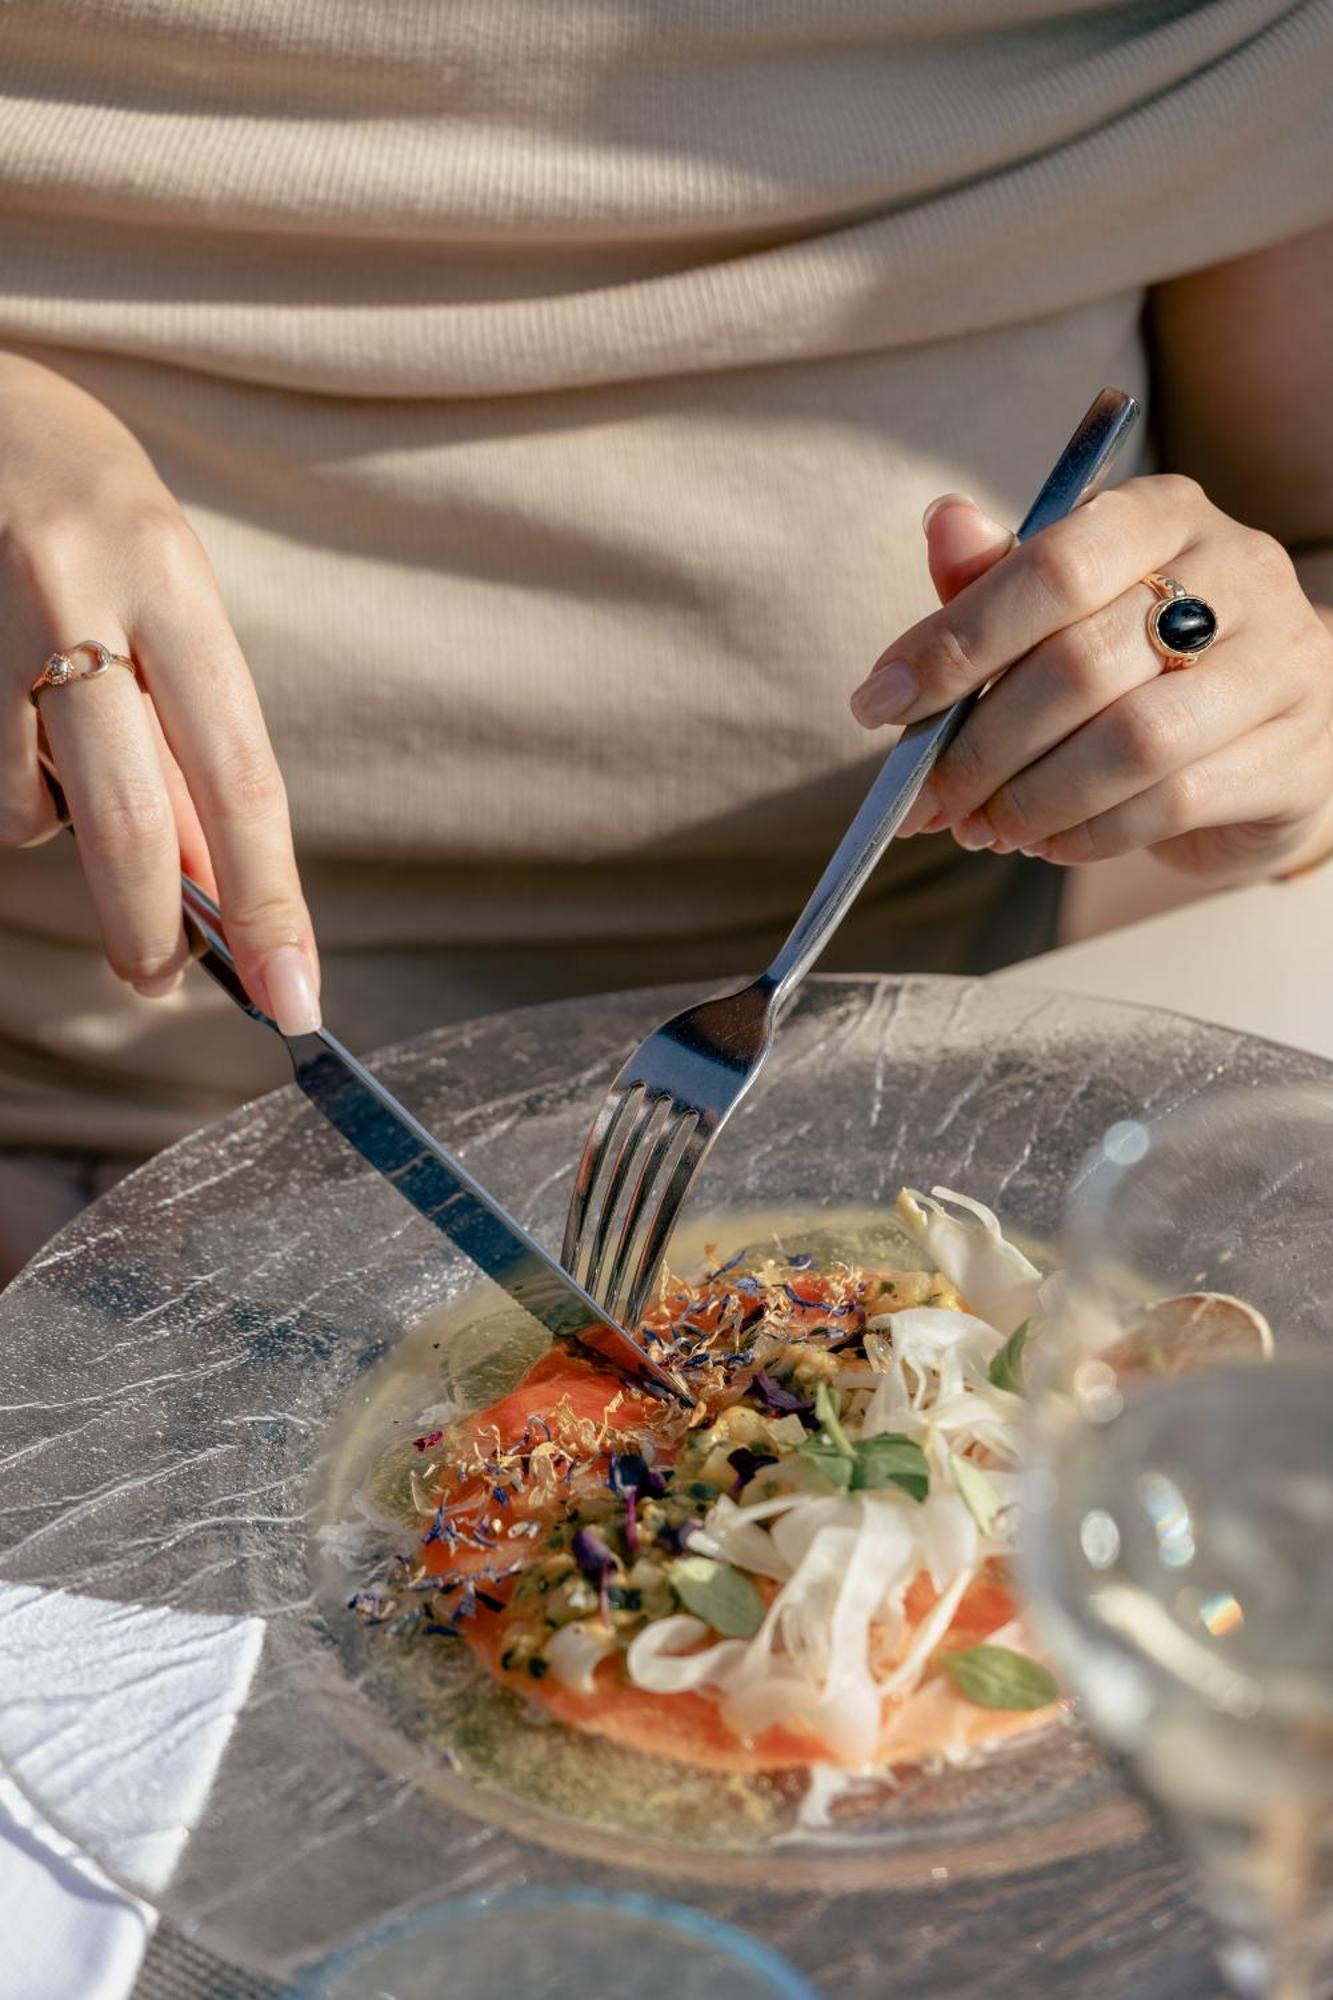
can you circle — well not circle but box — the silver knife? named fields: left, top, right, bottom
left=33, top=784, right=686, bottom=1401
left=193, top=903, right=687, bottom=1395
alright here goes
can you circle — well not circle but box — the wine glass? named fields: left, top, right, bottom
left=1021, top=1086, right=1333, bottom=2000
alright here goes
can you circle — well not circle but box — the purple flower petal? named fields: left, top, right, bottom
left=753, top=1369, right=813, bottom=1415
left=571, top=1526, right=618, bottom=1579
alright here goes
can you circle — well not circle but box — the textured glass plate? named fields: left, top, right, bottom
left=1, top=975, right=1326, bottom=1994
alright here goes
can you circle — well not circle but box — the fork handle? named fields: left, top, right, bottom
left=763, top=386, right=1141, bottom=1008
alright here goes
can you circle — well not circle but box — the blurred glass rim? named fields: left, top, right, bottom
left=1062, top=1080, right=1333, bottom=1268
left=293, top=1887, right=823, bottom=1999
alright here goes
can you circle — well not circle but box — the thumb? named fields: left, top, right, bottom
left=923, top=493, right=1015, bottom=604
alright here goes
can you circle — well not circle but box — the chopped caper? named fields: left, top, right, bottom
left=546, top=1575, right=599, bottom=1625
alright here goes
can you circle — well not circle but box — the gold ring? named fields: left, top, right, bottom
left=1143, top=575, right=1219, bottom=672
left=29, top=640, right=138, bottom=708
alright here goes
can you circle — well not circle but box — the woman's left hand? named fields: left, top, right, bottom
left=850, top=476, right=1333, bottom=881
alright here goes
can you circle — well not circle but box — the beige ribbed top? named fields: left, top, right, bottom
left=0, top=0, right=1329, bottom=1148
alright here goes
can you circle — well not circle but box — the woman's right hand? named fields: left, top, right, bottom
left=0, top=352, right=320, bottom=1032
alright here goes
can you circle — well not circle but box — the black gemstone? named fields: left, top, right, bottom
left=1156, top=596, right=1216, bottom=654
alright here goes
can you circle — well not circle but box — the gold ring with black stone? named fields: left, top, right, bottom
left=1143, top=575, right=1218, bottom=671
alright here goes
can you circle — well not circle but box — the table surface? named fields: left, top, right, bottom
left=17, top=864, right=1330, bottom=2000
left=996, top=863, right=1333, bottom=1064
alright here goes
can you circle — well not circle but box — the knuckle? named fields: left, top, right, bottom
left=11, top=507, right=93, bottom=580
left=1078, top=485, right=1133, bottom=543
left=222, top=890, right=308, bottom=950
left=1245, top=528, right=1295, bottom=590
left=1110, top=688, right=1190, bottom=777
left=1154, top=472, right=1206, bottom=517
left=84, top=782, right=174, bottom=857
left=195, top=740, right=287, bottom=825
left=1158, top=764, right=1207, bottom=836
left=1046, top=821, right=1095, bottom=866
left=921, top=620, right=985, bottom=692
left=988, top=777, right=1031, bottom=843
left=933, top=727, right=989, bottom=813
left=1030, top=519, right=1105, bottom=611
left=1056, top=614, right=1120, bottom=701
left=0, top=510, right=95, bottom=620
left=109, top=943, right=182, bottom=987
left=134, top=504, right=205, bottom=584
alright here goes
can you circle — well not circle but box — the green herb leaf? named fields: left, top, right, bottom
left=987, top=1319, right=1032, bottom=1396
left=795, top=1437, right=854, bottom=1491
left=936, top=1644, right=1059, bottom=1711
left=950, top=1452, right=1001, bottom=1536
left=853, top=1432, right=929, bottom=1502
left=669, top=1555, right=767, bottom=1638
left=795, top=1381, right=857, bottom=1489
left=813, top=1381, right=855, bottom=1459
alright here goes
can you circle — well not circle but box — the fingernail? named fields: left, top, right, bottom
left=922, top=492, right=974, bottom=531
left=852, top=659, right=918, bottom=725
left=920, top=810, right=952, bottom=835
left=133, top=969, right=184, bottom=1000
left=953, top=812, right=994, bottom=852
left=264, top=946, right=321, bottom=1035
left=1020, top=843, right=1050, bottom=861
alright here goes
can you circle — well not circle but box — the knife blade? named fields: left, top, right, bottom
left=30, top=786, right=686, bottom=1401
left=282, top=1022, right=686, bottom=1397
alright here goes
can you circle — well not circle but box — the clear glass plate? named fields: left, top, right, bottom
left=1, top=975, right=1323, bottom=1993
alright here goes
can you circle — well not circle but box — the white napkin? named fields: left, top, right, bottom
left=0, top=1772, right=154, bottom=2000
left=0, top=1583, right=264, bottom=2000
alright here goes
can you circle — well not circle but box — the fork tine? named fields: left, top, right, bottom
left=622, top=1118, right=711, bottom=1329
left=562, top=1081, right=643, bottom=1277
left=581, top=1087, right=665, bottom=1300
left=600, top=1106, right=698, bottom=1324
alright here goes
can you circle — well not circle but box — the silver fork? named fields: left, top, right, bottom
left=562, top=388, right=1141, bottom=1327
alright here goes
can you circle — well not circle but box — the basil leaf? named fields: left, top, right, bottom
left=794, top=1381, right=857, bottom=1489
left=951, top=1452, right=1000, bottom=1536
left=987, top=1319, right=1031, bottom=1396
left=813, top=1381, right=854, bottom=1459
left=937, top=1643, right=1059, bottom=1711
left=669, top=1555, right=766, bottom=1638
left=853, top=1433, right=929, bottom=1502
left=796, top=1437, right=854, bottom=1491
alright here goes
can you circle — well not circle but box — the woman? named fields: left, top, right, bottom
left=0, top=0, right=1330, bottom=1276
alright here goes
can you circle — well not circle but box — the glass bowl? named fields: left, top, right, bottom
left=295, top=1889, right=821, bottom=2000
left=1, top=974, right=1324, bottom=1993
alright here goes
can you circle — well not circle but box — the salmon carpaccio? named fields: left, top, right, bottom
left=370, top=1254, right=1060, bottom=1775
